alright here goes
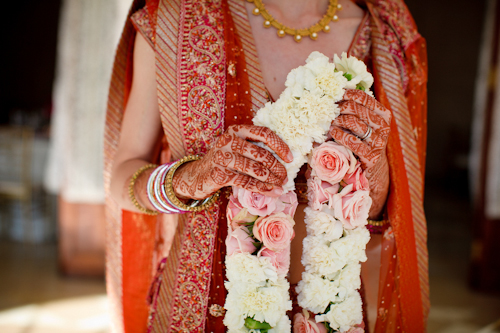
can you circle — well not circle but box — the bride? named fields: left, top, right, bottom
left=105, top=0, right=429, bottom=331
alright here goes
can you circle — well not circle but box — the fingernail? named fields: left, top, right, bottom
left=283, top=176, right=288, bottom=184
left=287, top=151, right=293, bottom=162
left=272, top=188, right=283, bottom=196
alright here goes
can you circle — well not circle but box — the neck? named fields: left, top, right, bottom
left=261, top=0, right=332, bottom=23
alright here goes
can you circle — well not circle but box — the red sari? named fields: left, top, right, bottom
left=104, top=0, right=428, bottom=332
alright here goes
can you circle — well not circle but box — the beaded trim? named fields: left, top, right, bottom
left=367, top=219, right=389, bottom=227
left=366, top=219, right=390, bottom=234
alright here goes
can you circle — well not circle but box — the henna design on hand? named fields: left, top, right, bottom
left=330, top=89, right=392, bottom=218
left=365, top=153, right=390, bottom=219
left=172, top=125, right=291, bottom=200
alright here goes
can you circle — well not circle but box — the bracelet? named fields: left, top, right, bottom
left=129, top=164, right=159, bottom=215
left=147, top=163, right=185, bottom=214
left=367, top=219, right=389, bottom=227
left=366, top=218, right=390, bottom=234
left=164, top=155, right=221, bottom=212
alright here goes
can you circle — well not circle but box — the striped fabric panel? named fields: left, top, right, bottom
left=104, top=1, right=148, bottom=331
left=370, top=21, right=430, bottom=319
left=149, top=215, right=187, bottom=333
left=155, top=0, right=185, bottom=160
left=227, top=0, right=267, bottom=112
left=148, top=0, right=184, bottom=331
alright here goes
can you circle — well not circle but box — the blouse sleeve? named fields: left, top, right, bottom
left=131, top=8, right=155, bottom=49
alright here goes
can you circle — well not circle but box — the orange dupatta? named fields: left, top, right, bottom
left=365, top=0, right=429, bottom=331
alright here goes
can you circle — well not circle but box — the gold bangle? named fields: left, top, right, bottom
left=367, top=219, right=389, bottom=227
left=164, top=155, right=220, bottom=212
left=128, top=164, right=159, bottom=215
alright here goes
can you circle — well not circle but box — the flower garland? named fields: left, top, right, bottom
left=223, top=52, right=374, bottom=333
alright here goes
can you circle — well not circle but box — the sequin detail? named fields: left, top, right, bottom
left=167, top=0, right=226, bottom=332
left=208, top=304, right=225, bottom=317
left=179, top=0, right=226, bottom=153
left=131, top=8, right=155, bottom=48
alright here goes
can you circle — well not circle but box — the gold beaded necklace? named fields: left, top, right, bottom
left=247, top=0, right=342, bottom=42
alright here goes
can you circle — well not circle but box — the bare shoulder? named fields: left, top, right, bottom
left=338, top=0, right=365, bottom=19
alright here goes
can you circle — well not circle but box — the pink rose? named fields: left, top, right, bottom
left=346, top=328, right=364, bottom=333
left=279, top=191, right=299, bottom=216
left=225, top=227, right=257, bottom=256
left=257, top=246, right=290, bottom=276
left=253, top=212, right=295, bottom=252
left=307, top=177, right=340, bottom=210
left=310, top=141, right=357, bottom=184
left=346, top=322, right=365, bottom=333
left=343, top=163, right=369, bottom=191
left=234, top=188, right=284, bottom=216
left=227, top=196, right=258, bottom=230
left=227, top=195, right=243, bottom=223
left=293, top=311, right=327, bottom=333
left=332, top=184, right=372, bottom=229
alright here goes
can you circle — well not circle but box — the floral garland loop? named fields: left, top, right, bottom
left=224, top=52, right=373, bottom=333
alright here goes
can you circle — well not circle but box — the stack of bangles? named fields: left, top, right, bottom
left=128, top=155, right=220, bottom=215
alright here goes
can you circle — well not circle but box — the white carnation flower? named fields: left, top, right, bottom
left=338, top=263, right=362, bottom=291
left=344, top=227, right=370, bottom=263
left=302, top=227, right=369, bottom=276
left=226, top=253, right=278, bottom=284
left=224, top=279, right=292, bottom=328
left=315, top=63, right=348, bottom=101
left=253, top=102, right=275, bottom=129
left=254, top=53, right=342, bottom=156
left=315, top=291, right=364, bottom=332
left=304, top=206, right=344, bottom=241
left=296, top=272, right=345, bottom=313
left=324, top=263, right=362, bottom=292
left=334, top=52, right=374, bottom=93
left=268, top=315, right=292, bottom=333
left=227, top=328, right=249, bottom=333
left=302, top=235, right=347, bottom=276
left=282, top=152, right=307, bottom=192
left=285, top=66, right=317, bottom=98
left=304, top=51, right=331, bottom=76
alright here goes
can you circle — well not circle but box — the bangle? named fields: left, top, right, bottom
left=129, top=164, right=159, bottom=215
left=366, top=219, right=389, bottom=234
left=367, top=219, right=389, bottom=227
left=164, top=155, right=220, bottom=212
left=147, top=163, right=185, bottom=214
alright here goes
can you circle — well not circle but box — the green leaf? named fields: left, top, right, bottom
left=240, top=222, right=254, bottom=226
left=324, top=321, right=335, bottom=333
left=251, top=242, right=263, bottom=255
left=343, top=73, right=353, bottom=81
left=355, top=83, right=366, bottom=91
left=244, top=317, right=272, bottom=330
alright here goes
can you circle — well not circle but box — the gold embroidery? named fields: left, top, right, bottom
left=208, top=304, right=225, bottom=317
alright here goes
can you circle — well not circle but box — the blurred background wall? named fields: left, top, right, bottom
left=1, top=0, right=500, bottom=332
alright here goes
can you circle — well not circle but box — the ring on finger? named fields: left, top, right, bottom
left=359, top=126, right=372, bottom=141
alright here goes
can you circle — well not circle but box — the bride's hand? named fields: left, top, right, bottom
left=172, top=125, right=293, bottom=200
left=329, top=89, right=392, bottom=218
